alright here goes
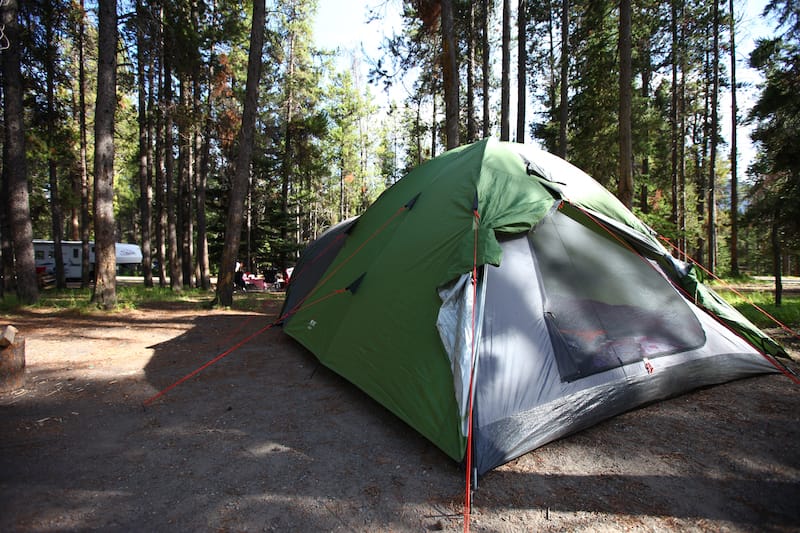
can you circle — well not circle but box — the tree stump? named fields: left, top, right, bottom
left=0, top=328, right=25, bottom=392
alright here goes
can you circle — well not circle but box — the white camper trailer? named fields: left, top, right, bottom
left=33, top=240, right=143, bottom=279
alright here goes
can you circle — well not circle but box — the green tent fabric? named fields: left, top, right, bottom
left=283, top=138, right=549, bottom=460
left=676, top=265, right=786, bottom=358
left=281, top=138, right=784, bottom=472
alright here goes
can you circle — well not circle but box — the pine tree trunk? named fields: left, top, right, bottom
left=78, top=0, right=91, bottom=288
left=153, top=19, right=167, bottom=288
left=771, top=209, right=782, bottom=307
left=137, top=0, right=153, bottom=288
left=431, top=76, right=438, bottom=157
left=2, top=0, right=39, bottom=304
left=441, top=0, right=459, bottom=149
left=197, top=34, right=212, bottom=290
left=481, top=0, right=491, bottom=138
left=1, top=163, right=13, bottom=298
left=617, top=0, right=634, bottom=209
left=164, top=51, right=181, bottom=291
left=466, top=2, right=476, bottom=143
left=217, top=0, right=266, bottom=307
left=155, top=102, right=167, bottom=288
left=69, top=30, right=81, bottom=243
left=678, top=2, right=687, bottom=260
left=729, top=0, right=739, bottom=277
left=516, top=0, right=527, bottom=143
left=670, top=0, right=679, bottom=232
left=500, top=0, right=511, bottom=141
left=638, top=36, right=652, bottom=214
left=546, top=0, right=557, bottom=135
left=707, top=0, right=720, bottom=275
left=179, top=76, right=193, bottom=288
left=281, top=26, right=295, bottom=271
left=91, top=0, right=118, bottom=310
left=558, top=0, right=569, bottom=158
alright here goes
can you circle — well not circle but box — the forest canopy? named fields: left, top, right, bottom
left=1, top=0, right=798, bottom=307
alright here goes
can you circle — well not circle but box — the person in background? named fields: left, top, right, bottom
left=234, top=260, right=246, bottom=291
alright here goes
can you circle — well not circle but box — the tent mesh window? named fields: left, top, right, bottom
left=530, top=209, right=706, bottom=382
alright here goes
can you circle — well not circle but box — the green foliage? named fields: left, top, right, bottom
left=744, top=0, right=800, bottom=275
left=568, top=0, right=620, bottom=187
left=8, top=0, right=798, bottom=306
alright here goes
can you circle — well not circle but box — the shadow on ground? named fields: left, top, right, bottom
left=1, top=299, right=799, bottom=531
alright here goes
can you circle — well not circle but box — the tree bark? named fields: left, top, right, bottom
left=91, top=0, right=118, bottom=310
left=441, top=0, right=459, bottom=149
left=771, top=208, right=782, bottom=307
left=280, top=22, right=296, bottom=271
left=431, top=75, right=438, bottom=157
left=678, top=1, right=687, bottom=260
left=197, top=23, right=212, bottom=291
left=1, top=157, right=13, bottom=298
left=466, top=2, right=476, bottom=143
left=78, top=0, right=91, bottom=288
left=670, top=0, right=679, bottom=234
left=164, top=49, right=181, bottom=291
left=179, top=75, right=193, bottom=288
left=481, top=0, right=491, bottom=138
left=2, top=0, right=39, bottom=304
left=638, top=31, right=652, bottom=214
left=137, top=0, right=153, bottom=288
left=217, top=0, right=266, bottom=307
left=558, top=0, right=569, bottom=158
left=154, top=10, right=166, bottom=288
left=516, top=0, right=527, bottom=143
left=707, top=0, right=720, bottom=274
left=729, top=0, right=739, bottom=276
left=617, top=0, right=634, bottom=209
left=500, top=0, right=511, bottom=141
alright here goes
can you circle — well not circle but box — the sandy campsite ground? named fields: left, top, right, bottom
left=1, top=293, right=799, bottom=532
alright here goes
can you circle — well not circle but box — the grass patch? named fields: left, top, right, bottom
left=0, top=284, right=286, bottom=315
left=713, top=287, right=800, bottom=330
left=1, top=285, right=214, bottom=314
left=3, top=275, right=796, bottom=332
left=227, top=291, right=285, bottom=313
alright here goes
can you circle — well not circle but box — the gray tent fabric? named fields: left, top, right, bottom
left=472, top=208, right=777, bottom=474
left=436, top=271, right=488, bottom=438
left=280, top=217, right=357, bottom=320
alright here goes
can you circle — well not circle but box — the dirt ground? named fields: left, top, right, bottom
left=2, top=294, right=799, bottom=532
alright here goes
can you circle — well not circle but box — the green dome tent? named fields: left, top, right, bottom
left=281, top=138, right=785, bottom=475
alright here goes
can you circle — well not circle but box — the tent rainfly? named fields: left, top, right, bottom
left=281, top=138, right=786, bottom=476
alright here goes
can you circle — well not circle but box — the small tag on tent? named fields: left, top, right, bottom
left=346, top=273, right=366, bottom=294
left=643, top=357, right=654, bottom=375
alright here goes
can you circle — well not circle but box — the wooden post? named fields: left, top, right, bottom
left=1, top=326, right=25, bottom=392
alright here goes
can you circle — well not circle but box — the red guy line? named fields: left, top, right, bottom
left=659, top=236, right=800, bottom=343
left=143, top=205, right=412, bottom=407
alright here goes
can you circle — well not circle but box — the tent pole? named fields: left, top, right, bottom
left=463, top=195, right=481, bottom=532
